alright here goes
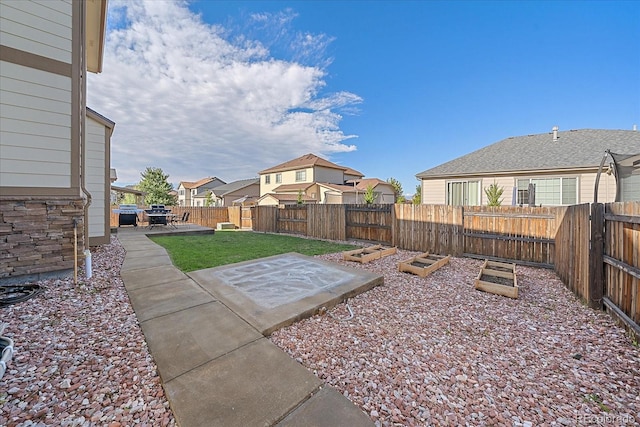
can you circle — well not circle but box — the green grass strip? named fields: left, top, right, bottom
left=149, top=231, right=359, bottom=272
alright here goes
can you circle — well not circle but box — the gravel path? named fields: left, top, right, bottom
left=2, top=239, right=639, bottom=427
left=271, top=251, right=640, bottom=427
left=1, top=237, right=175, bottom=427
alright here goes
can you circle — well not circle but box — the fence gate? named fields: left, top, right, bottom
left=345, top=204, right=392, bottom=244
left=241, top=207, right=253, bottom=229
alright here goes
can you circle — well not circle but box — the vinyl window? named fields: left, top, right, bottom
left=516, top=177, right=577, bottom=206
left=446, top=180, right=480, bottom=206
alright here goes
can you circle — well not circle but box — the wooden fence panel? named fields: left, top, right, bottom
left=253, top=206, right=277, bottom=233
left=463, top=206, right=566, bottom=266
left=172, top=207, right=229, bottom=228
left=604, top=202, right=640, bottom=328
left=345, top=204, right=392, bottom=244
left=277, top=205, right=307, bottom=235
left=554, top=203, right=591, bottom=301
left=307, top=205, right=346, bottom=241
left=392, top=204, right=463, bottom=255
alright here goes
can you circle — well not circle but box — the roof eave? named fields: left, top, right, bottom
left=85, top=0, right=108, bottom=74
left=417, top=166, right=600, bottom=179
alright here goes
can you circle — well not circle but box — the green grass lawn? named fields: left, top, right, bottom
left=149, top=231, right=359, bottom=272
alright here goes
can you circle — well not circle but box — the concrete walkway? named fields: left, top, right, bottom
left=116, top=228, right=373, bottom=427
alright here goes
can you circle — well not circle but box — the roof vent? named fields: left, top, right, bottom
left=552, top=126, right=559, bottom=141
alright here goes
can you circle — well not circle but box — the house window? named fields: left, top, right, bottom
left=516, top=177, right=577, bottom=206
left=276, top=173, right=282, bottom=184
left=295, top=170, right=306, bottom=182
left=265, top=175, right=271, bottom=184
left=447, top=180, right=480, bottom=206
left=179, top=189, right=184, bottom=196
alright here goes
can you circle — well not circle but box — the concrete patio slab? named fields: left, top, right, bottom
left=140, top=301, right=262, bottom=381
left=127, top=279, right=215, bottom=322
left=122, top=253, right=173, bottom=272
left=120, top=265, right=188, bottom=290
left=188, top=252, right=383, bottom=335
left=164, top=338, right=323, bottom=427
left=120, top=246, right=169, bottom=258
left=117, top=237, right=161, bottom=249
left=277, top=386, right=372, bottom=427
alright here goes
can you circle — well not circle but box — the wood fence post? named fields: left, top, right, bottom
left=589, top=202, right=604, bottom=309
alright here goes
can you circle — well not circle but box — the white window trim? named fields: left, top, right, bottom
left=446, top=180, right=481, bottom=206
left=515, top=176, right=579, bottom=206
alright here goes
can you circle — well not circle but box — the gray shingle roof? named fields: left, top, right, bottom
left=416, top=129, right=640, bottom=178
left=211, top=178, right=259, bottom=196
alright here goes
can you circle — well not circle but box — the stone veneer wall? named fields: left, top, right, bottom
left=0, top=196, right=85, bottom=283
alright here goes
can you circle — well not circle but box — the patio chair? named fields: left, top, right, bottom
left=174, top=212, right=190, bottom=227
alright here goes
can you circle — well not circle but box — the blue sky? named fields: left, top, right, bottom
left=88, top=1, right=639, bottom=195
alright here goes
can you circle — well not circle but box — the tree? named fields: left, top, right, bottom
left=121, top=190, right=138, bottom=205
left=204, top=190, right=214, bottom=207
left=363, top=184, right=378, bottom=205
left=484, top=182, right=504, bottom=206
left=138, top=167, right=176, bottom=206
left=296, top=189, right=304, bottom=205
left=387, top=177, right=405, bottom=203
left=412, top=184, right=421, bottom=205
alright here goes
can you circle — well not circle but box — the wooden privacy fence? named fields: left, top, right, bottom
left=346, top=204, right=393, bottom=244
left=110, top=206, right=231, bottom=229
left=601, top=202, right=640, bottom=337
left=554, top=204, right=591, bottom=304
left=463, top=206, right=567, bottom=267
left=392, top=204, right=463, bottom=254
left=253, top=204, right=565, bottom=265
left=553, top=201, right=639, bottom=338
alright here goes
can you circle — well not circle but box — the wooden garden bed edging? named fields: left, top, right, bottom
left=474, top=259, right=519, bottom=299
left=342, top=244, right=397, bottom=263
left=398, top=253, right=451, bottom=277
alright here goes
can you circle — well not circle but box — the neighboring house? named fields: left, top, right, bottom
left=319, top=178, right=396, bottom=204
left=257, top=153, right=392, bottom=206
left=416, top=128, right=640, bottom=206
left=193, top=178, right=260, bottom=207
left=1, top=0, right=108, bottom=282
left=258, top=183, right=319, bottom=206
left=176, top=177, right=226, bottom=206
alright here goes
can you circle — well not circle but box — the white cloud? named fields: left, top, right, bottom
left=87, top=0, right=361, bottom=185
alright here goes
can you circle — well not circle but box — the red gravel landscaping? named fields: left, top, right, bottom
left=271, top=251, right=640, bottom=427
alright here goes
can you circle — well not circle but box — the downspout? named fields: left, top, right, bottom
left=79, top=0, right=92, bottom=251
